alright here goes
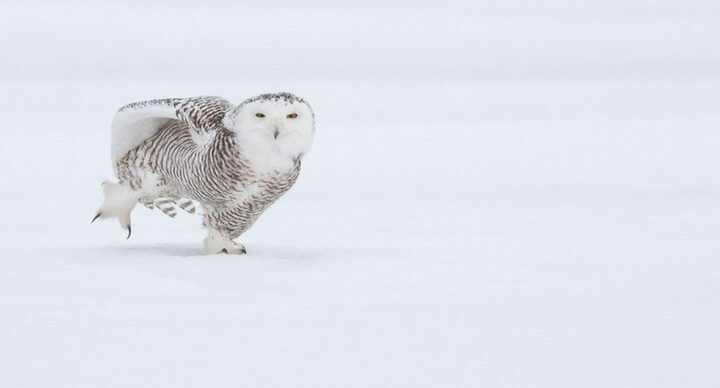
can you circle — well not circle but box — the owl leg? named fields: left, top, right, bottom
left=93, top=181, right=138, bottom=239
left=203, top=228, right=246, bottom=255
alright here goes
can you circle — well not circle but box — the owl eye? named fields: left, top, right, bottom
left=287, top=113, right=298, bottom=119
left=255, top=112, right=265, bottom=118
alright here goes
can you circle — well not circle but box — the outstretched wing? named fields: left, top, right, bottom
left=110, top=96, right=234, bottom=167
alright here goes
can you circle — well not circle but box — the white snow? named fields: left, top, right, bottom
left=1, top=0, right=719, bottom=386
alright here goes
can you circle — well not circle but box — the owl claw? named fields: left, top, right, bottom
left=212, top=245, right=245, bottom=255
left=92, top=213, right=101, bottom=223
left=126, top=225, right=132, bottom=239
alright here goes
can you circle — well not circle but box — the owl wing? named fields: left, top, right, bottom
left=110, top=96, right=234, bottom=167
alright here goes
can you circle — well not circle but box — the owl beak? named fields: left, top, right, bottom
left=273, top=128, right=279, bottom=140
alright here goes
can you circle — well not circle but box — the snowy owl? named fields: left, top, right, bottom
left=93, top=93, right=315, bottom=254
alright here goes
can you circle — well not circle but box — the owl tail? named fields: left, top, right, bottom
left=92, top=182, right=138, bottom=239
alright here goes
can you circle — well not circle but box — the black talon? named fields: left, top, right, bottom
left=92, top=213, right=101, bottom=223
left=126, top=225, right=132, bottom=240
left=240, top=248, right=247, bottom=254
left=221, top=248, right=228, bottom=254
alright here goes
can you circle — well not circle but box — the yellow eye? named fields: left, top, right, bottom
left=255, top=112, right=265, bottom=118
left=287, top=113, right=298, bottom=119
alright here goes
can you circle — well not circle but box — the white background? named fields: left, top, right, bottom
left=1, top=0, right=719, bottom=386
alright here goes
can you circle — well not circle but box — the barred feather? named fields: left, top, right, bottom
left=177, top=200, right=196, bottom=214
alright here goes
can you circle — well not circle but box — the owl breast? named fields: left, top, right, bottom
left=115, top=119, right=302, bottom=238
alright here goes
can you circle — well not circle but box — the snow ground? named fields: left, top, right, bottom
left=1, top=1, right=719, bottom=386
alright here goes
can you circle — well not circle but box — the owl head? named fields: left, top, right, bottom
left=223, top=92, right=315, bottom=160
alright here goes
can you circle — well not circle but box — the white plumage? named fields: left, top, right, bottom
left=94, top=93, right=315, bottom=254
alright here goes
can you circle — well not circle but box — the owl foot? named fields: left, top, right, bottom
left=203, top=229, right=246, bottom=255
left=93, top=182, right=138, bottom=239
left=219, top=245, right=247, bottom=255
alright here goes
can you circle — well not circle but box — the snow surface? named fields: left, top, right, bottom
left=1, top=0, right=719, bottom=386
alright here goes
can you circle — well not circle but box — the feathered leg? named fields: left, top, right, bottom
left=93, top=182, right=138, bottom=238
left=203, top=227, right=246, bottom=255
